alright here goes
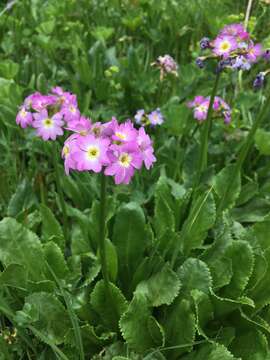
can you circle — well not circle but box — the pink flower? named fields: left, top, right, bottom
left=72, top=134, right=110, bottom=173
left=62, top=134, right=79, bottom=174
left=213, top=35, right=238, bottom=58
left=24, top=92, right=57, bottom=112
left=16, top=107, right=33, bottom=128
left=33, top=109, right=64, bottom=141
left=246, top=43, right=263, bottom=63
left=60, top=95, right=80, bottom=123
left=194, top=100, right=209, bottom=121
left=137, top=127, right=156, bottom=169
left=112, top=120, right=137, bottom=144
left=220, top=23, right=249, bottom=41
left=187, top=96, right=206, bottom=108
left=66, top=115, right=92, bottom=135
left=105, top=144, right=143, bottom=184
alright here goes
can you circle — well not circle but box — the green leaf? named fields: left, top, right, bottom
left=105, top=239, right=118, bottom=282
left=255, top=128, right=270, bottom=155
left=213, top=165, right=241, bottom=211
left=230, top=330, right=269, bottom=360
left=40, top=204, right=65, bottom=250
left=119, top=295, right=162, bottom=353
left=43, top=242, right=69, bottom=280
left=222, top=240, right=254, bottom=299
left=163, top=298, right=196, bottom=358
left=182, top=343, right=239, bottom=360
left=0, top=264, right=27, bottom=290
left=16, top=292, right=70, bottom=345
left=90, top=280, right=128, bottom=331
left=0, top=218, right=45, bottom=281
left=7, top=179, right=37, bottom=217
left=191, top=289, right=213, bottom=339
left=181, top=189, right=216, bottom=253
left=178, top=258, right=212, bottom=296
left=154, top=176, right=175, bottom=236
left=112, top=202, right=148, bottom=288
left=135, top=262, right=181, bottom=306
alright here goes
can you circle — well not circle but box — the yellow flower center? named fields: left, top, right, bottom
left=43, top=118, right=54, bottom=128
left=63, top=145, right=69, bottom=157
left=20, top=109, right=27, bottom=118
left=119, top=153, right=131, bottom=168
left=115, top=132, right=126, bottom=140
left=220, top=41, right=230, bottom=52
left=87, top=146, right=100, bottom=160
left=69, top=105, right=76, bottom=113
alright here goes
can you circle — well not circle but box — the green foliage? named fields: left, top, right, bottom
left=1, top=0, right=270, bottom=358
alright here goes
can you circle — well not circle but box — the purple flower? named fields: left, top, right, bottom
left=16, top=107, right=33, bottom=128
left=200, top=37, right=211, bottom=50
left=253, top=73, right=265, bottom=90
left=105, top=144, right=142, bottom=184
left=134, top=109, right=146, bottom=125
left=194, top=101, right=209, bottom=121
left=72, top=135, right=110, bottom=172
left=231, top=56, right=251, bottom=71
left=263, top=49, right=270, bottom=61
left=33, top=109, right=64, bottom=141
left=136, top=127, right=156, bottom=169
left=213, top=35, right=238, bottom=58
left=195, top=57, right=205, bottom=69
left=148, top=108, right=164, bottom=126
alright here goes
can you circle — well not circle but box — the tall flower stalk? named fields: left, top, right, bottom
left=196, top=71, right=221, bottom=184
left=98, top=173, right=109, bottom=285
left=52, top=142, right=69, bottom=249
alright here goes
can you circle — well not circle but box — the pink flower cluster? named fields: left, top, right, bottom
left=134, top=108, right=164, bottom=127
left=16, top=87, right=156, bottom=185
left=198, top=23, right=263, bottom=71
left=16, top=87, right=80, bottom=140
left=63, top=117, right=156, bottom=184
left=187, top=95, right=231, bottom=124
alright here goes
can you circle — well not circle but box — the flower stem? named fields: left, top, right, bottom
left=197, top=71, right=221, bottom=185
left=217, top=92, right=270, bottom=214
left=99, top=173, right=109, bottom=284
left=52, top=142, right=69, bottom=251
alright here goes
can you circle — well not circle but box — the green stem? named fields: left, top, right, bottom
left=99, top=173, right=109, bottom=284
left=52, top=142, right=69, bottom=251
left=197, top=71, right=221, bottom=184
left=217, top=92, right=270, bottom=214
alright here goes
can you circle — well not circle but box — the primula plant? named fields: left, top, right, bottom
left=2, top=1, right=270, bottom=360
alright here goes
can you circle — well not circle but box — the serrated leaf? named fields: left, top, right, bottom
left=16, top=292, right=70, bottom=344
left=230, top=330, right=269, bottom=360
left=135, top=262, right=181, bottom=306
left=112, top=202, right=148, bottom=290
left=163, top=298, right=196, bottom=358
left=222, top=240, right=254, bottom=299
left=0, top=264, right=27, bottom=290
left=0, top=217, right=45, bottom=281
left=40, top=204, right=65, bottom=250
left=181, top=189, right=216, bottom=253
left=214, top=165, right=241, bottom=211
left=178, top=258, right=212, bottom=296
left=182, top=343, right=239, bottom=360
left=191, top=289, right=213, bottom=339
left=119, top=294, right=162, bottom=353
left=90, top=280, right=128, bottom=331
left=43, top=242, right=69, bottom=280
